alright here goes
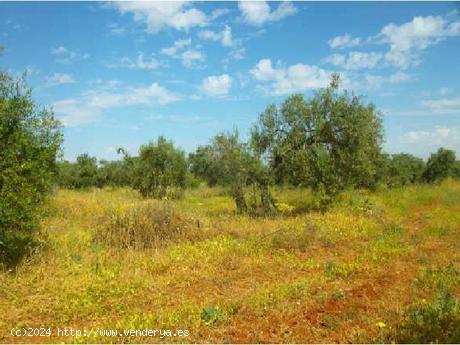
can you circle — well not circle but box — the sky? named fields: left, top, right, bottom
left=1, top=1, right=460, bottom=161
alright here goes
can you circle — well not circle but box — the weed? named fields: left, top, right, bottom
left=388, top=287, right=460, bottom=343
left=94, top=202, right=193, bottom=249
left=200, top=305, right=226, bottom=325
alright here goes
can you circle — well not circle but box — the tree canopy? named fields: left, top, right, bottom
left=251, top=74, right=384, bottom=200
left=0, top=71, right=62, bottom=266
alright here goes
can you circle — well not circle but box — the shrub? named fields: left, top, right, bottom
left=200, top=305, right=226, bottom=325
left=134, top=136, right=188, bottom=199
left=389, top=287, right=460, bottom=343
left=387, top=153, right=425, bottom=187
left=94, top=203, right=192, bottom=249
left=268, top=226, right=314, bottom=252
left=423, top=147, right=456, bottom=183
left=0, top=70, right=62, bottom=267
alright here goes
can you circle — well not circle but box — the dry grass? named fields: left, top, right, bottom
left=0, top=180, right=459, bottom=343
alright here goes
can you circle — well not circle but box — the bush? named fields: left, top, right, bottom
left=0, top=71, right=62, bottom=267
left=268, top=226, right=314, bottom=252
left=94, top=203, right=193, bottom=249
left=389, top=287, right=460, bottom=343
left=134, top=136, right=188, bottom=199
left=423, top=148, right=456, bottom=183
left=387, top=153, right=425, bottom=187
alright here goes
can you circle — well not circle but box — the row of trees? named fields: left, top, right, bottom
left=2, top=65, right=459, bottom=267
left=56, top=75, right=460, bottom=214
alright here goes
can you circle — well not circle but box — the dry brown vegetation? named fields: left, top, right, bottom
left=0, top=180, right=459, bottom=343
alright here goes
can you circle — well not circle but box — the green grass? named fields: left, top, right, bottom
left=0, top=180, right=459, bottom=343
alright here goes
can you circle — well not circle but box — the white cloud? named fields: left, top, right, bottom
left=250, top=58, right=331, bottom=95
left=221, top=25, right=233, bottom=47
left=328, top=34, right=362, bottom=49
left=84, top=83, right=180, bottom=108
left=209, top=8, right=231, bottom=21
left=160, top=38, right=204, bottom=67
left=52, top=82, right=180, bottom=126
left=107, top=22, right=125, bottom=35
left=238, top=1, right=297, bottom=26
left=181, top=49, right=205, bottom=68
left=439, top=87, right=452, bottom=96
left=201, top=74, right=232, bottom=97
left=379, top=15, right=460, bottom=68
left=113, top=1, right=207, bottom=33
left=354, top=71, right=412, bottom=90
left=388, top=71, right=412, bottom=83
left=145, top=114, right=203, bottom=123
left=324, top=51, right=383, bottom=70
left=51, top=46, right=89, bottom=64
left=401, top=128, right=452, bottom=144
left=51, top=46, right=68, bottom=55
left=52, top=99, right=101, bottom=127
left=398, top=127, right=460, bottom=156
left=108, top=52, right=161, bottom=70
left=44, top=73, right=75, bottom=87
left=421, top=97, right=460, bottom=115
left=198, top=25, right=233, bottom=47
left=160, top=38, right=192, bottom=57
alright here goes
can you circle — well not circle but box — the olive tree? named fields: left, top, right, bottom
left=423, top=148, right=456, bottom=183
left=133, top=136, right=187, bottom=199
left=201, top=131, right=277, bottom=215
left=251, top=74, right=384, bottom=202
left=0, top=70, right=62, bottom=267
left=387, top=153, right=425, bottom=187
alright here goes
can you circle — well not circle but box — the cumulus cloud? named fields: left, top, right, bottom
left=112, top=1, right=207, bottom=33
left=238, top=1, right=297, bottom=26
left=439, top=87, right=452, bottom=96
left=180, top=49, right=205, bottom=68
left=379, top=15, right=460, bottom=68
left=398, top=127, right=460, bottom=157
left=52, top=83, right=180, bottom=126
left=160, top=38, right=205, bottom=68
left=44, top=73, right=75, bottom=87
left=52, top=99, right=101, bottom=127
left=201, top=74, right=232, bottom=97
left=51, top=46, right=89, bottom=64
left=209, top=8, right=231, bottom=21
left=107, top=52, right=161, bottom=70
left=250, top=59, right=331, bottom=95
left=352, top=71, right=413, bottom=90
left=421, top=97, right=460, bottom=115
left=198, top=25, right=233, bottom=47
left=328, top=34, right=362, bottom=49
left=324, top=52, right=383, bottom=70
left=160, top=38, right=191, bottom=57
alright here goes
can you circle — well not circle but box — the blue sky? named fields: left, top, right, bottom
left=1, top=1, right=460, bottom=161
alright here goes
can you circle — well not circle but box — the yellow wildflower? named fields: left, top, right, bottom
left=376, top=321, right=386, bottom=329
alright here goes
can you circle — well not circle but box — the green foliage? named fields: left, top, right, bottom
left=251, top=74, right=384, bottom=200
left=0, top=71, right=62, bottom=267
left=134, top=136, right=187, bottom=199
left=200, top=130, right=277, bottom=215
left=389, top=287, right=460, bottom=343
left=188, top=145, right=223, bottom=187
left=75, top=154, right=98, bottom=188
left=200, top=305, right=226, bottom=325
left=387, top=153, right=426, bottom=187
left=453, top=160, right=460, bottom=179
left=423, top=147, right=457, bottom=183
left=96, top=159, right=132, bottom=188
left=56, top=154, right=98, bottom=189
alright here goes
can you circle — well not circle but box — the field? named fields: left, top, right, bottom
left=1, top=181, right=459, bottom=343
